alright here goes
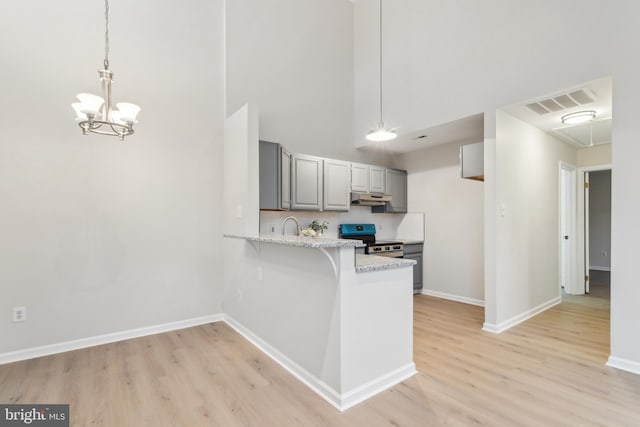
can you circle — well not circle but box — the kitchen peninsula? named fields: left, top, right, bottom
left=223, top=105, right=416, bottom=411
left=222, top=233, right=416, bottom=411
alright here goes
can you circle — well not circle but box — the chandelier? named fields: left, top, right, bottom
left=71, top=0, right=140, bottom=140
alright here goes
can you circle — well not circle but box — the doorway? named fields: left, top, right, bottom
left=581, top=167, right=612, bottom=295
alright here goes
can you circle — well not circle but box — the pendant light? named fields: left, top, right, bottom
left=366, top=0, right=397, bottom=142
left=71, top=0, right=140, bottom=141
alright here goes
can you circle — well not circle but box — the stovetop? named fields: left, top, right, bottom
left=338, top=224, right=404, bottom=247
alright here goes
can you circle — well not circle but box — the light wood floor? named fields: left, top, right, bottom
left=2, top=289, right=639, bottom=426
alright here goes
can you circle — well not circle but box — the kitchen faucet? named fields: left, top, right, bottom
left=281, top=216, right=300, bottom=237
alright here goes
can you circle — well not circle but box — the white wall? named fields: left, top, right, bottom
left=578, top=144, right=612, bottom=167
left=589, top=171, right=611, bottom=270
left=226, top=0, right=383, bottom=165
left=396, top=143, right=484, bottom=303
left=491, top=111, right=576, bottom=327
left=0, top=0, right=225, bottom=354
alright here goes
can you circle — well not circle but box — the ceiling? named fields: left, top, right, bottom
left=502, top=76, right=612, bottom=148
left=359, top=77, right=611, bottom=155
left=360, top=113, right=484, bottom=155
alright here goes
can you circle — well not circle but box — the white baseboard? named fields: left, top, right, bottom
left=607, top=356, right=640, bottom=376
left=482, top=296, right=561, bottom=334
left=0, top=314, right=224, bottom=365
left=421, top=289, right=485, bottom=307
left=224, top=314, right=416, bottom=412
left=340, top=363, right=416, bottom=411
left=590, top=266, right=611, bottom=272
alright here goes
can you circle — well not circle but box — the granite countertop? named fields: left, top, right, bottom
left=399, top=240, right=424, bottom=245
left=224, top=234, right=362, bottom=249
left=377, top=237, right=424, bottom=245
left=355, top=254, right=416, bottom=273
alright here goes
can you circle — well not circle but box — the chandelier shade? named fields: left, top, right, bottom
left=72, top=0, right=140, bottom=141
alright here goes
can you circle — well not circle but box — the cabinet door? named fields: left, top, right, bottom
left=404, top=253, right=423, bottom=291
left=369, top=166, right=386, bottom=194
left=386, top=169, right=408, bottom=213
left=291, top=154, right=323, bottom=211
left=460, top=142, right=484, bottom=181
left=281, top=148, right=291, bottom=209
left=323, top=159, right=350, bottom=211
left=351, top=163, right=369, bottom=192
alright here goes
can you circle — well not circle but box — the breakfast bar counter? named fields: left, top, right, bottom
left=222, top=234, right=416, bottom=411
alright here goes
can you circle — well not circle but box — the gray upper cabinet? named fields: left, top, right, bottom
left=281, top=147, right=291, bottom=209
left=386, top=169, right=408, bottom=213
left=291, top=153, right=323, bottom=211
left=351, top=163, right=369, bottom=193
left=460, top=142, right=484, bottom=181
left=372, top=168, right=407, bottom=213
left=259, top=140, right=290, bottom=210
left=351, top=163, right=386, bottom=194
left=369, top=166, right=386, bottom=194
left=323, top=159, right=350, bottom=211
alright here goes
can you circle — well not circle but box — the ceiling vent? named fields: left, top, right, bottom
left=525, top=88, right=596, bottom=115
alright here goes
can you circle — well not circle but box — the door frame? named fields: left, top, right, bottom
left=559, top=161, right=578, bottom=294
left=577, top=163, right=612, bottom=294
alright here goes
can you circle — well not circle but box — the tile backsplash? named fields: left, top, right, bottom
left=260, top=207, right=415, bottom=240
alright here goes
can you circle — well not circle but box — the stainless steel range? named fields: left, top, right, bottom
left=338, top=224, right=404, bottom=258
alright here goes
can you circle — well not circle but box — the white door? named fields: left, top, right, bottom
left=584, top=172, right=590, bottom=293
left=560, top=162, right=577, bottom=294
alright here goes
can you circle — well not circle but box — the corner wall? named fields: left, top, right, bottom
left=487, top=111, right=577, bottom=331
left=226, top=0, right=375, bottom=163
left=0, top=0, right=225, bottom=354
left=397, top=143, right=484, bottom=305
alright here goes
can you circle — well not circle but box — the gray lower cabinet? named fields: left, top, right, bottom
left=403, top=243, right=423, bottom=294
left=291, top=153, right=323, bottom=211
left=323, top=158, right=350, bottom=211
left=259, top=140, right=290, bottom=210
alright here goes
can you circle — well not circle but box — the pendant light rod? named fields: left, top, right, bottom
left=378, top=0, right=384, bottom=126
left=366, top=0, right=396, bottom=142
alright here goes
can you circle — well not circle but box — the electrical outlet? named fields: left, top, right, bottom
left=602, top=250, right=607, bottom=257
left=269, top=224, right=276, bottom=234
left=13, top=306, right=26, bottom=323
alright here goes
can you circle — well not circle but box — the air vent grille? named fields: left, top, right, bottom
left=525, top=89, right=596, bottom=115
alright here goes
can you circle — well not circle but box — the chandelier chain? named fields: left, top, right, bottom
left=104, top=0, right=110, bottom=70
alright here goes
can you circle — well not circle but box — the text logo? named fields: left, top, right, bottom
left=0, top=405, right=69, bottom=426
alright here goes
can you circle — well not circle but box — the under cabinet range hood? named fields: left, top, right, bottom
left=350, top=192, right=392, bottom=206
